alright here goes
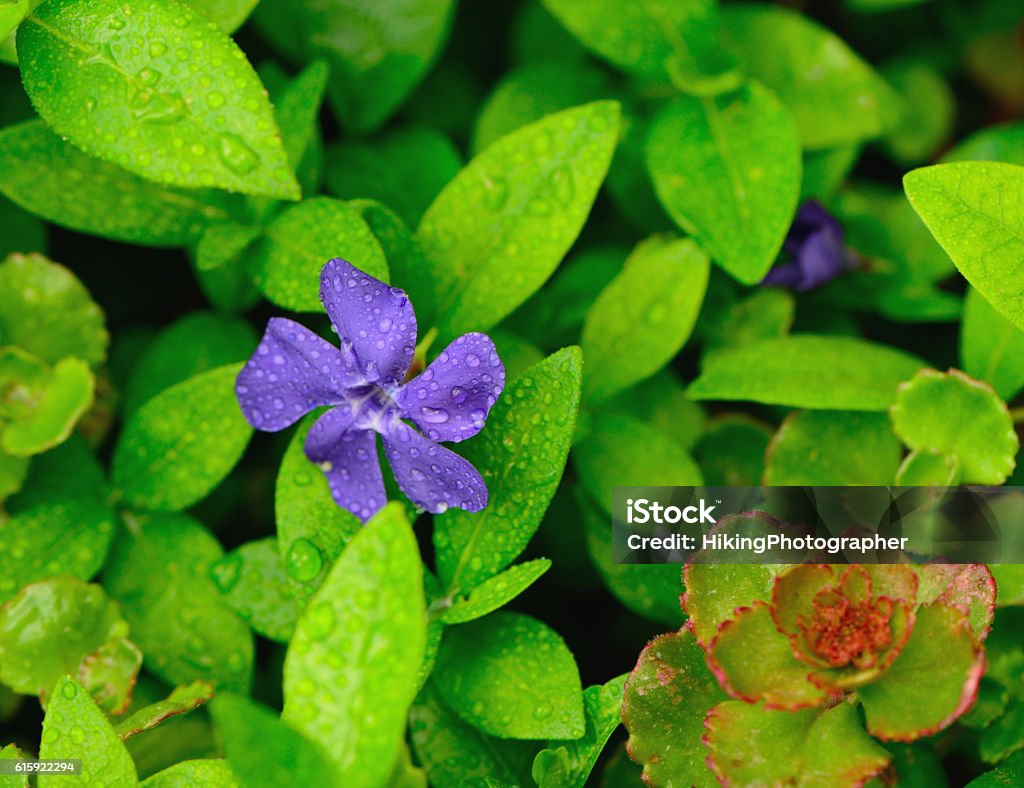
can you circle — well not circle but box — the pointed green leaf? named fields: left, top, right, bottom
left=283, top=504, right=426, bottom=788
left=961, top=286, right=1024, bottom=401
left=195, top=223, right=261, bottom=272
left=103, top=512, right=254, bottom=692
left=599, top=370, right=705, bottom=452
left=18, top=0, right=298, bottom=199
left=765, top=411, right=903, bottom=485
left=141, top=760, right=238, bottom=788
left=722, top=3, right=899, bottom=149
left=582, top=237, right=709, bottom=403
left=435, top=348, right=582, bottom=592
left=890, top=368, right=1018, bottom=484
left=275, top=413, right=361, bottom=605
left=121, top=311, right=257, bottom=418
left=0, top=253, right=107, bottom=366
left=40, top=676, right=138, bottom=788
left=210, top=538, right=299, bottom=643
left=704, top=701, right=890, bottom=785
left=540, top=0, right=739, bottom=92
left=112, top=364, right=252, bottom=511
left=688, top=335, right=924, bottom=410
left=0, top=121, right=238, bottom=247
left=944, top=121, right=1024, bottom=166
left=532, top=674, right=626, bottom=788
left=250, top=196, right=388, bottom=312
left=904, top=162, right=1024, bottom=331
left=441, top=559, right=551, bottom=625
left=183, top=0, right=258, bottom=33
left=416, top=101, right=620, bottom=341
left=211, top=693, right=337, bottom=788
left=271, top=60, right=330, bottom=173
left=433, top=611, right=584, bottom=739
left=621, top=629, right=727, bottom=788
left=115, top=680, right=214, bottom=740
left=646, top=83, right=801, bottom=284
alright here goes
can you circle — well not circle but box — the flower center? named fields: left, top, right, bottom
left=346, top=383, right=401, bottom=432
left=803, top=591, right=893, bottom=668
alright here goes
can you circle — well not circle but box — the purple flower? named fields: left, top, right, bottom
left=761, top=200, right=853, bottom=292
left=235, top=259, right=505, bottom=522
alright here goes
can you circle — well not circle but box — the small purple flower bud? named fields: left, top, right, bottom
left=761, top=200, right=853, bottom=292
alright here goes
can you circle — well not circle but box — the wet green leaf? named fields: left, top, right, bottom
left=693, top=416, right=772, bottom=486
left=112, top=364, right=252, bottom=511
left=141, top=760, right=239, bottom=787
left=442, top=559, right=551, bottom=625
left=183, top=0, right=258, bottom=33
left=195, top=223, right=261, bottom=272
left=417, top=101, right=620, bottom=342
left=0, top=744, right=27, bottom=788
left=599, top=370, right=705, bottom=452
left=211, top=538, right=299, bottom=643
left=116, top=680, right=214, bottom=740
left=646, top=83, right=801, bottom=284
left=961, top=286, right=1024, bottom=401
left=18, top=0, right=298, bottom=199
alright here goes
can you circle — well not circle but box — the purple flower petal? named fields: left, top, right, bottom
left=304, top=407, right=385, bottom=522
left=762, top=200, right=850, bottom=292
left=236, top=317, right=358, bottom=431
left=382, top=420, right=488, bottom=515
left=396, top=333, right=506, bottom=443
left=319, top=258, right=417, bottom=386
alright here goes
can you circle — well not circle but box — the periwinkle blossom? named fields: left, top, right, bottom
left=761, top=200, right=854, bottom=292
left=235, top=259, right=505, bottom=522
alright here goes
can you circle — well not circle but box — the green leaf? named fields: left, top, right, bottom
left=532, top=674, right=626, bottom=788
left=687, top=335, right=924, bottom=410
left=78, top=637, right=144, bottom=715
left=700, top=287, right=794, bottom=355
left=275, top=413, right=361, bottom=605
left=211, top=693, right=337, bottom=788
left=434, top=348, right=582, bottom=592
left=416, top=101, right=620, bottom=342
left=122, top=311, right=257, bottom=418
left=896, top=449, right=961, bottom=486
left=9, top=432, right=107, bottom=510
left=801, top=144, right=860, bottom=201
left=721, top=4, right=899, bottom=149
left=683, top=562, right=776, bottom=645
left=704, top=701, right=890, bottom=785
left=621, top=629, right=727, bottom=788
left=433, top=611, right=584, bottom=739
left=599, top=370, right=705, bottom=452
left=141, top=760, right=239, bottom=788
left=0, top=498, right=115, bottom=605
left=472, top=59, right=612, bottom=155
left=859, top=602, right=985, bottom=740
left=0, top=744, right=27, bottom=788
left=890, top=369, right=1017, bottom=484
left=0, top=0, right=29, bottom=40
left=0, top=121, right=238, bottom=247
left=39, top=676, right=138, bottom=788
left=254, top=0, right=455, bottom=134
left=582, top=236, right=709, bottom=403
left=270, top=60, right=330, bottom=175
left=115, top=680, right=214, bottom=739
left=645, top=83, right=802, bottom=284
left=0, top=252, right=107, bottom=366
left=0, top=351, right=94, bottom=457
left=579, top=490, right=685, bottom=626
left=441, top=559, right=551, bottom=625
left=410, top=682, right=539, bottom=788
left=17, top=0, right=298, bottom=199
left=880, top=61, right=954, bottom=166
left=0, top=452, right=28, bottom=503
left=693, top=416, right=772, bottom=486
left=192, top=249, right=260, bottom=313
left=210, top=538, right=300, bottom=643
left=961, top=286, right=1024, bottom=401
left=765, top=411, right=903, bottom=485
left=0, top=578, right=135, bottom=704
left=540, top=0, right=739, bottom=92
left=250, top=196, right=388, bottom=312
left=112, top=364, right=252, bottom=511
left=184, top=0, right=258, bottom=34
left=327, top=126, right=462, bottom=227
left=967, top=751, right=1024, bottom=787
left=195, top=223, right=261, bottom=272
left=103, top=512, right=254, bottom=692
left=944, top=121, right=1024, bottom=166
left=282, top=504, right=426, bottom=788
left=904, top=162, right=1024, bottom=331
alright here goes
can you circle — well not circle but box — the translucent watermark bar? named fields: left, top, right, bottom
left=611, top=486, right=1024, bottom=564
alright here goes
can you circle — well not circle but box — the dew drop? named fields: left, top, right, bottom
left=419, top=406, right=450, bottom=424
left=286, top=538, right=323, bottom=582
left=218, top=133, right=259, bottom=175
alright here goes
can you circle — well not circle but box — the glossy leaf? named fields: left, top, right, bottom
left=210, top=538, right=299, bottom=643
left=683, top=562, right=777, bottom=645
left=112, top=363, right=252, bottom=511
left=115, top=680, right=214, bottom=739
left=582, top=236, right=709, bottom=403
left=250, top=197, right=388, bottom=312
left=890, top=369, right=1017, bottom=484
left=599, top=370, right=705, bottom=452
left=0, top=121, right=236, bottom=247
left=646, top=83, right=802, bottom=284
left=103, top=512, right=254, bottom=692
left=416, top=101, right=620, bottom=342
left=721, top=3, right=899, bottom=149
left=282, top=504, right=426, bottom=788
left=433, top=611, right=585, bottom=739
left=183, top=0, right=258, bottom=33
left=141, top=760, right=239, bottom=787
left=195, top=223, right=261, bottom=272
left=765, top=411, right=903, bottom=485
left=441, top=558, right=551, bottom=625
left=688, top=335, right=924, bottom=410
left=961, top=286, right=1024, bottom=401
left=39, top=676, right=137, bottom=788
left=270, top=60, right=330, bottom=175
left=434, top=348, right=582, bottom=592
left=905, top=162, right=1024, bottom=331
